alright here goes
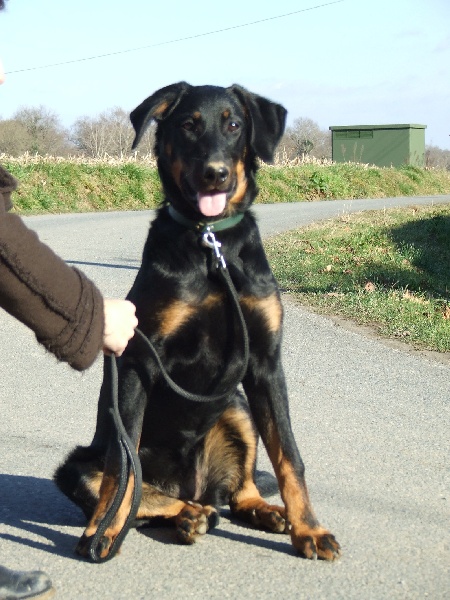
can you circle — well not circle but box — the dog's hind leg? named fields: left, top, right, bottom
left=199, top=405, right=288, bottom=534
left=53, top=445, right=104, bottom=520
left=54, top=358, right=122, bottom=520
left=75, top=362, right=149, bottom=560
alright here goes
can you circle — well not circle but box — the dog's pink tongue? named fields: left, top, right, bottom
left=197, top=192, right=227, bottom=217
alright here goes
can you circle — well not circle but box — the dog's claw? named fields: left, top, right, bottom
left=292, top=530, right=341, bottom=561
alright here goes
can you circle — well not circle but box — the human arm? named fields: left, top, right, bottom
left=0, top=204, right=104, bottom=370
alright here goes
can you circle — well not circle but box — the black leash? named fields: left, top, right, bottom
left=87, top=227, right=249, bottom=561
left=87, top=353, right=143, bottom=563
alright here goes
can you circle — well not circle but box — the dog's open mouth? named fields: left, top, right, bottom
left=196, top=191, right=227, bottom=217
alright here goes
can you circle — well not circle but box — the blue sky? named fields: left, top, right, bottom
left=1, top=0, right=449, bottom=149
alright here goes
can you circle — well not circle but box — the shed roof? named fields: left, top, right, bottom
left=329, top=124, right=426, bottom=131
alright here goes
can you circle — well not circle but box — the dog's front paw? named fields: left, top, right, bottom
left=291, top=527, right=341, bottom=561
left=175, top=503, right=219, bottom=544
left=247, top=504, right=287, bottom=533
left=75, top=531, right=117, bottom=560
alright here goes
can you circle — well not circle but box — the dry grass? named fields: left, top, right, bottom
left=1, top=151, right=158, bottom=167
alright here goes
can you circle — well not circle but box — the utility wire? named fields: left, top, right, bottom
left=6, top=1, right=344, bottom=75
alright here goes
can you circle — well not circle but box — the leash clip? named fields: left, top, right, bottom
left=202, top=228, right=226, bottom=269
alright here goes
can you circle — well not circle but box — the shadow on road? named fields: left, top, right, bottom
left=67, top=259, right=140, bottom=271
left=0, top=474, right=84, bottom=560
left=137, top=508, right=295, bottom=556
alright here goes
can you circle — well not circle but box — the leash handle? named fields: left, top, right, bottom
left=87, top=354, right=142, bottom=563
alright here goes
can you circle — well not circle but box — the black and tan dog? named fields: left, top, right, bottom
left=54, top=82, right=341, bottom=561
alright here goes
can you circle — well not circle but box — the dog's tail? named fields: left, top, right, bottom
left=255, top=470, right=279, bottom=497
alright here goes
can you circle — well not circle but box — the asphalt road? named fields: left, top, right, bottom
left=1, top=196, right=449, bottom=599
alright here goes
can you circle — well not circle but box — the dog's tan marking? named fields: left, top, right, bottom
left=201, top=411, right=244, bottom=487
left=195, top=408, right=256, bottom=500
left=85, top=474, right=117, bottom=533
left=137, top=486, right=187, bottom=519
left=154, top=101, right=169, bottom=117
left=222, top=109, right=231, bottom=119
left=158, top=293, right=223, bottom=337
left=227, top=160, right=247, bottom=211
left=84, top=472, right=135, bottom=538
left=271, top=445, right=340, bottom=560
left=202, top=292, right=222, bottom=309
left=263, top=426, right=326, bottom=538
left=241, top=293, right=282, bottom=333
left=83, top=470, right=103, bottom=499
left=158, top=300, right=196, bottom=337
left=193, top=111, right=202, bottom=121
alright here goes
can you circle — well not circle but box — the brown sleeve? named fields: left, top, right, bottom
left=0, top=200, right=104, bottom=371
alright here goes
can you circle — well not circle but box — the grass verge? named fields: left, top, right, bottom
left=264, top=204, right=450, bottom=352
left=2, top=156, right=450, bottom=214
left=5, top=160, right=163, bottom=213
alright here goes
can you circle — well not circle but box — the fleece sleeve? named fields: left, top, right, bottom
left=0, top=204, right=104, bottom=371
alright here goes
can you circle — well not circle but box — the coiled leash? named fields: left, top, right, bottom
left=87, top=353, right=143, bottom=563
left=87, top=226, right=249, bottom=562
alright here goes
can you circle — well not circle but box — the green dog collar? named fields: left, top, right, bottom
left=167, top=205, right=244, bottom=233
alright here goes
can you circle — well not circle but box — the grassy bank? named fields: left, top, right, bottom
left=264, top=203, right=450, bottom=352
left=3, top=155, right=450, bottom=214
left=5, top=159, right=163, bottom=214
left=4, top=155, right=450, bottom=353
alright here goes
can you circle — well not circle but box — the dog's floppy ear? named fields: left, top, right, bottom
left=229, top=85, right=287, bottom=163
left=130, top=82, right=191, bottom=149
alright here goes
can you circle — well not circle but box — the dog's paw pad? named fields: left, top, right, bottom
left=175, top=505, right=219, bottom=544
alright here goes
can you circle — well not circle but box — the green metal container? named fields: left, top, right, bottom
left=329, top=124, right=426, bottom=167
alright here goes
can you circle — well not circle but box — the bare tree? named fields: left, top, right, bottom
left=425, top=145, right=450, bottom=170
left=0, top=119, right=33, bottom=155
left=281, top=117, right=332, bottom=161
left=71, top=107, right=155, bottom=158
left=12, top=105, right=72, bottom=155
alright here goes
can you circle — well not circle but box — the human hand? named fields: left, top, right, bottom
left=103, top=299, right=138, bottom=357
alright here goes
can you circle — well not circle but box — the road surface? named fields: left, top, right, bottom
left=1, top=196, right=449, bottom=599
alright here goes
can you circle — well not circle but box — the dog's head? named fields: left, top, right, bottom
left=130, top=82, right=287, bottom=219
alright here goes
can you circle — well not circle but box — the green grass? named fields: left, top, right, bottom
left=264, top=204, right=450, bottom=352
left=5, top=160, right=163, bottom=214
left=3, top=157, right=450, bottom=214
left=256, top=163, right=450, bottom=203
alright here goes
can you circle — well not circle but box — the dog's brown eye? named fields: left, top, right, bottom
left=228, top=122, right=240, bottom=132
left=182, top=121, right=194, bottom=131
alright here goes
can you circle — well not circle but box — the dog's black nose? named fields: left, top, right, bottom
left=203, top=163, right=230, bottom=186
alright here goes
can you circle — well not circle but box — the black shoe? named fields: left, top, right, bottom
left=0, top=566, right=55, bottom=599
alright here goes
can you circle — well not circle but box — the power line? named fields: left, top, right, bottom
left=6, top=1, right=344, bottom=75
